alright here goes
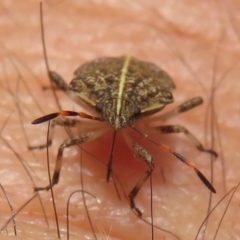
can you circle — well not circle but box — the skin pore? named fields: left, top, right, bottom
left=0, top=0, right=239, bottom=239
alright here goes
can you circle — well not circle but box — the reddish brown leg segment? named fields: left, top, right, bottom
left=132, top=126, right=216, bottom=193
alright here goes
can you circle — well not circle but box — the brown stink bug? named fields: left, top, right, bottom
left=30, top=5, right=217, bottom=217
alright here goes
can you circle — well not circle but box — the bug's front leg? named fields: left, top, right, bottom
left=145, top=96, right=217, bottom=158
left=42, top=70, right=69, bottom=93
left=154, top=125, right=217, bottom=157
left=157, top=97, right=203, bottom=121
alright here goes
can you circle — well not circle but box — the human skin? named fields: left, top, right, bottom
left=0, top=0, right=239, bottom=239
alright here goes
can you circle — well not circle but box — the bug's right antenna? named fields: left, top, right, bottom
left=132, top=126, right=216, bottom=193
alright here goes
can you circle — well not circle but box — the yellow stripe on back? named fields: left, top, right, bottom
left=117, top=55, right=131, bottom=115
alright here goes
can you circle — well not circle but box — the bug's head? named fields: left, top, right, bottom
left=96, top=100, right=140, bottom=130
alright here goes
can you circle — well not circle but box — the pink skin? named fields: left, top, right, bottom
left=0, top=0, right=239, bottom=239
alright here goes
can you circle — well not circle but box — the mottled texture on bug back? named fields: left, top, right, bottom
left=69, top=56, right=175, bottom=128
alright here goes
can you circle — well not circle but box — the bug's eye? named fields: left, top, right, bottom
left=96, top=102, right=103, bottom=112
left=133, top=107, right=141, bottom=116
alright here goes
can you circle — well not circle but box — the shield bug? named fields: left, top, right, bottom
left=30, top=5, right=217, bottom=218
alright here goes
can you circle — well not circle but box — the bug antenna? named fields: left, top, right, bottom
left=132, top=126, right=216, bottom=193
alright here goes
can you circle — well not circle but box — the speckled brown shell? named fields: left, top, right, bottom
left=69, top=55, right=175, bottom=129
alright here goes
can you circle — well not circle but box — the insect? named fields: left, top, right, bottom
left=30, top=4, right=217, bottom=217
left=31, top=53, right=217, bottom=217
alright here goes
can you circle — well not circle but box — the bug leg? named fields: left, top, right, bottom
left=125, top=136, right=154, bottom=217
left=157, top=97, right=203, bottom=121
left=145, top=96, right=217, bottom=157
left=154, top=125, right=217, bottom=157
left=49, top=71, right=68, bottom=92
left=42, top=71, right=69, bottom=92
left=28, top=118, right=82, bottom=150
left=35, top=129, right=105, bottom=191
